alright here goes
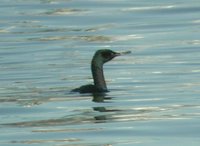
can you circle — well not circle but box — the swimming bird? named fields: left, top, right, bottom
left=72, top=49, right=130, bottom=93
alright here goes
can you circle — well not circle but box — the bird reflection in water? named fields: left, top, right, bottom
left=92, top=93, right=121, bottom=122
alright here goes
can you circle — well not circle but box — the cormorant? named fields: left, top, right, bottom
left=72, top=49, right=130, bottom=93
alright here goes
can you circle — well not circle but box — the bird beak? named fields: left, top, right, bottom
left=114, top=51, right=131, bottom=57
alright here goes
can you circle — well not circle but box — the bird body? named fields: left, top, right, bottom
left=72, top=84, right=107, bottom=93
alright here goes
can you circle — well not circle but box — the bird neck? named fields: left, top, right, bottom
left=91, top=60, right=107, bottom=91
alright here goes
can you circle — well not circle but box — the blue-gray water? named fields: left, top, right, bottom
left=0, top=0, right=200, bottom=146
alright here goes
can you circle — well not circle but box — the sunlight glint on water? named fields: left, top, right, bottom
left=0, top=0, right=200, bottom=146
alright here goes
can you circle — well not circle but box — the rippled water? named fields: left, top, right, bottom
left=0, top=0, right=200, bottom=146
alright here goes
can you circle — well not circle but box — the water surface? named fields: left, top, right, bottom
left=0, top=0, right=200, bottom=146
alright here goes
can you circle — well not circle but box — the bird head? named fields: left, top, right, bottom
left=92, top=49, right=120, bottom=65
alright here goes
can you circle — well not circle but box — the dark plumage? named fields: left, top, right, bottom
left=72, top=49, right=130, bottom=93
